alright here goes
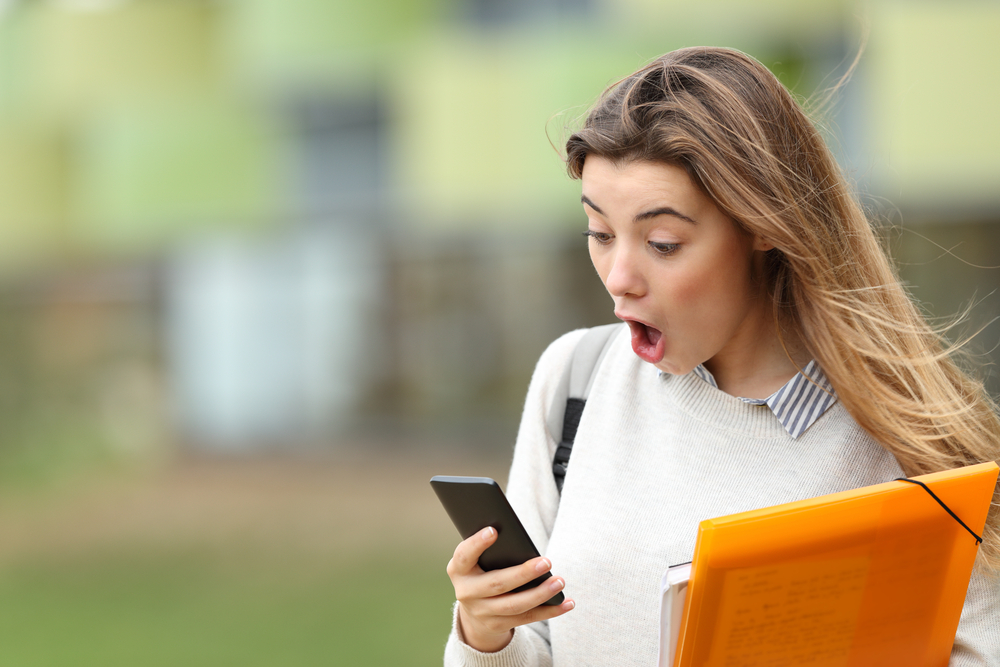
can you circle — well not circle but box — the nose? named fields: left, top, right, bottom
left=601, top=242, right=647, bottom=299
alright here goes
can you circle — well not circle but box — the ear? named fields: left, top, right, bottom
left=753, top=236, right=775, bottom=252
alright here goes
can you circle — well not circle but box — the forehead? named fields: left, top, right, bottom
left=580, top=157, right=707, bottom=212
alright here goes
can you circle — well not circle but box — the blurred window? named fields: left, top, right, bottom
left=288, top=95, right=386, bottom=218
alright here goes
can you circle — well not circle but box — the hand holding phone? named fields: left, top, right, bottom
left=432, top=475, right=575, bottom=653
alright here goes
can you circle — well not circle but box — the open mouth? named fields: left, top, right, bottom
left=625, top=320, right=665, bottom=364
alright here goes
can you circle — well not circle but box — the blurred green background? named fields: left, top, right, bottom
left=0, top=0, right=998, bottom=664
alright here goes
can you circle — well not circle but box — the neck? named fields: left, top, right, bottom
left=703, top=308, right=808, bottom=400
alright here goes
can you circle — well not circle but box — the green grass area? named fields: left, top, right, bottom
left=0, top=549, right=455, bottom=666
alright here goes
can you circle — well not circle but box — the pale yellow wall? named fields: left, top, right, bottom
left=390, top=30, right=674, bottom=229
left=0, top=123, right=67, bottom=270
left=26, top=1, right=219, bottom=117
left=866, top=2, right=1000, bottom=210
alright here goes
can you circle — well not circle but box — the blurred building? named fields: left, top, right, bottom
left=0, top=0, right=997, bottom=456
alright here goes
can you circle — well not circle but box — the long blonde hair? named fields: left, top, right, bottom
left=565, top=46, right=1000, bottom=569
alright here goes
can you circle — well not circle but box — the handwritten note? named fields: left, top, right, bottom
left=706, top=556, right=870, bottom=667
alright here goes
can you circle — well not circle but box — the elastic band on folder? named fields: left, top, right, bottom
left=895, top=478, right=983, bottom=545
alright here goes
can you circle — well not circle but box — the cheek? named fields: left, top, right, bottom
left=665, top=247, right=754, bottom=309
left=663, top=272, right=704, bottom=305
left=666, top=260, right=727, bottom=303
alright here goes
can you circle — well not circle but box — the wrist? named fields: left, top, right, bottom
left=457, top=606, right=514, bottom=653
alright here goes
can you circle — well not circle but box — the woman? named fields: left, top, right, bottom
left=444, top=47, right=1000, bottom=666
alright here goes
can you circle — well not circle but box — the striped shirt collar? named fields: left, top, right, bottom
left=688, top=360, right=838, bottom=438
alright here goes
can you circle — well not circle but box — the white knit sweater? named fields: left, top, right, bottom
left=444, top=327, right=1000, bottom=666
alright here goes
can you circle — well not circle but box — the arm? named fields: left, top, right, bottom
left=444, top=329, right=587, bottom=667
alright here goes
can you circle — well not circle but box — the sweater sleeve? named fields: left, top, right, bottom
left=443, top=329, right=587, bottom=667
left=950, top=565, right=1000, bottom=666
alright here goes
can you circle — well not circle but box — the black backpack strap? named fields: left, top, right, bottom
left=548, top=323, right=623, bottom=493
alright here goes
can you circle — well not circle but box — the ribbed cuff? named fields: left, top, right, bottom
left=444, top=602, right=532, bottom=667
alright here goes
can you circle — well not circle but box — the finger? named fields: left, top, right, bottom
left=459, top=595, right=575, bottom=645
left=447, top=527, right=497, bottom=578
left=466, top=555, right=553, bottom=600
left=482, top=588, right=576, bottom=629
left=521, top=597, right=576, bottom=625
left=479, top=572, right=568, bottom=617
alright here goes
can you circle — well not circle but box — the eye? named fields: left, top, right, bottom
left=649, top=241, right=679, bottom=256
left=583, top=230, right=613, bottom=246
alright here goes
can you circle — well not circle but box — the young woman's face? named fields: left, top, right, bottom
left=581, top=157, right=770, bottom=376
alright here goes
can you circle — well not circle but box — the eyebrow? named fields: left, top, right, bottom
left=581, top=195, right=697, bottom=225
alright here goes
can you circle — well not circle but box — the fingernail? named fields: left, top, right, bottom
left=563, top=600, right=575, bottom=611
left=549, top=577, right=564, bottom=592
left=535, top=558, right=551, bottom=573
left=481, top=527, right=495, bottom=540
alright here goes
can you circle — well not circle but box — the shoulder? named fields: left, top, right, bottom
left=532, top=328, right=591, bottom=378
left=530, top=323, right=629, bottom=391
left=521, top=329, right=589, bottom=423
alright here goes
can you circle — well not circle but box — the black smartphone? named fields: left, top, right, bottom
left=430, top=475, right=564, bottom=606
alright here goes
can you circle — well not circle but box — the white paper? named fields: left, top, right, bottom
left=659, top=563, right=691, bottom=667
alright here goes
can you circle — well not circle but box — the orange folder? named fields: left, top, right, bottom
left=673, top=461, right=999, bottom=667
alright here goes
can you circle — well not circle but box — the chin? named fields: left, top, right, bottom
left=653, top=359, right=687, bottom=376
